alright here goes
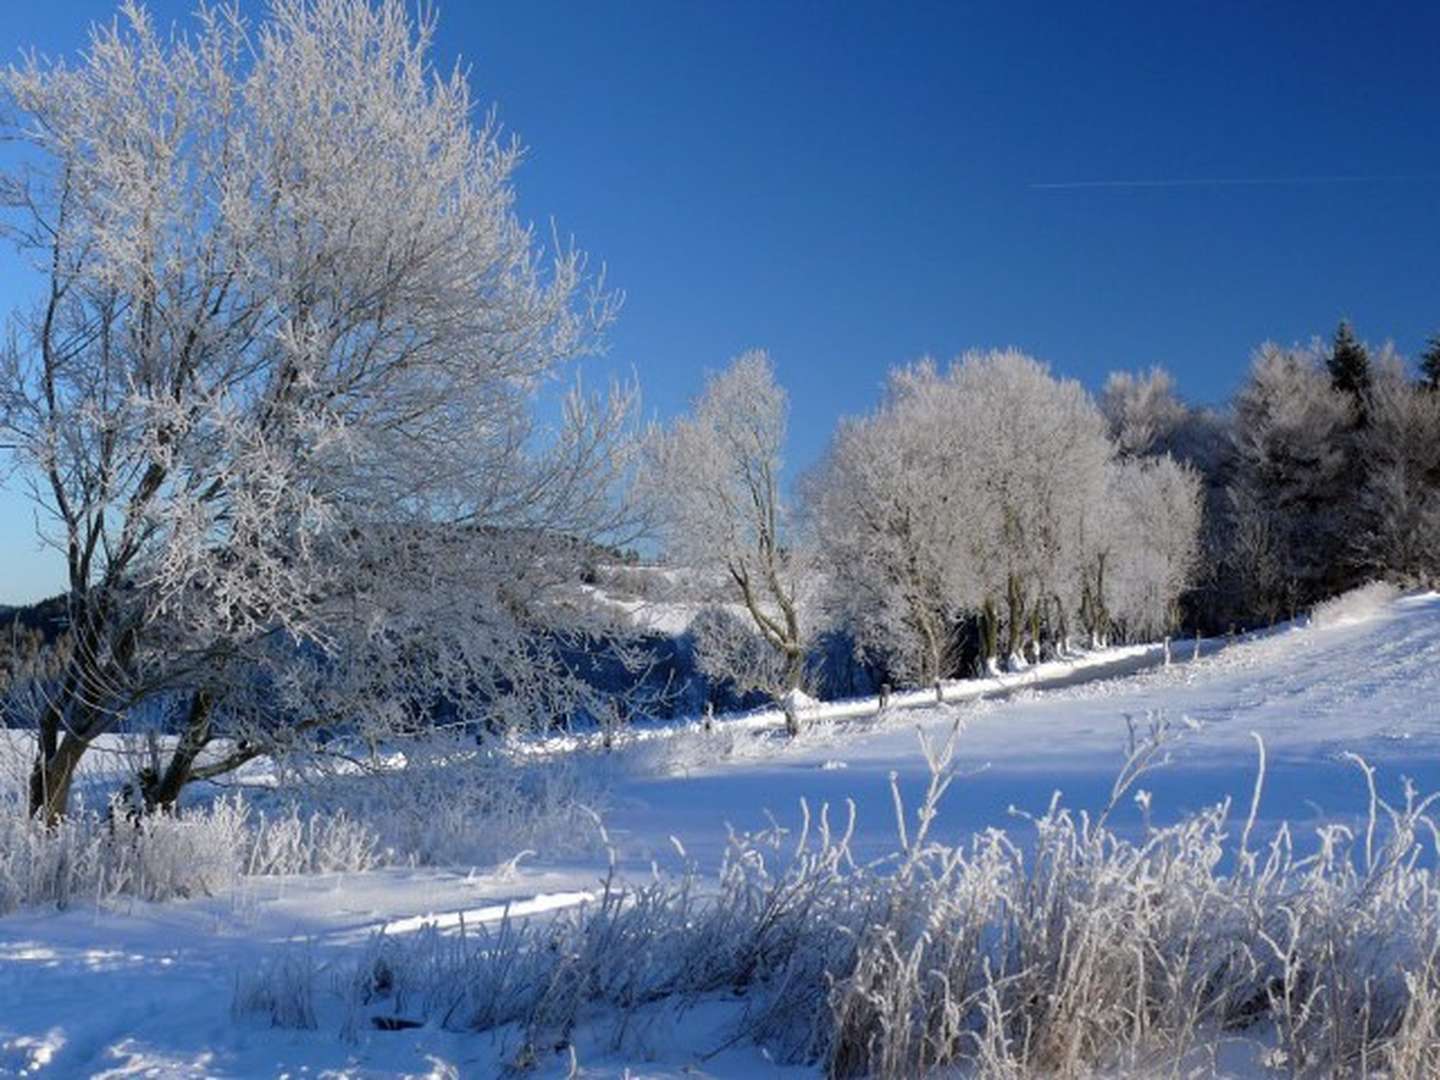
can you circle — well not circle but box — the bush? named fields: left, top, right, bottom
left=233, top=947, right=319, bottom=1030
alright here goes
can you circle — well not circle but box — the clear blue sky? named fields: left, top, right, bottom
left=2, top=0, right=1438, bottom=602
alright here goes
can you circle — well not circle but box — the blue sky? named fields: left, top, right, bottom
left=2, top=0, right=1438, bottom=602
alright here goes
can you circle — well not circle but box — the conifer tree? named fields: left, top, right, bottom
left=1419, top=332, right=1440, bottom=391
left=1327, top=320, right=1372, bottom=401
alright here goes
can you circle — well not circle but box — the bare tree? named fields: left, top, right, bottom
left=0, top=0, right=634, bottom=819
left=643, top=351, right=809, bottom=700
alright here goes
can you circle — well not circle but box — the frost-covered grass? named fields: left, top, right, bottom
left=0, top=785, right=383, bottom=915
left=279, top=740, right=609, bottom=868
left=257, top=725, right=1440, bottom=1078
left=0, top=736, right=604, bottom=915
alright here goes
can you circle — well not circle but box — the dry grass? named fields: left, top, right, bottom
left=289, top=722, right=1440, bottom=1078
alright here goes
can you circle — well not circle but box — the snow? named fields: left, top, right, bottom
left=780, top=687, right=819, bottom=712
left=4, top=591, right=1440, bottom=1076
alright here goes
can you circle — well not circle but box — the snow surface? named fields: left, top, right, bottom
left=4, top=592, right=1440, bottom=1076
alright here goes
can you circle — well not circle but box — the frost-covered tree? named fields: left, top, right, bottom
left=951, top=351, right=1112, bottom=667
left=803, top=363, right=976, bottom=684
left=1103, top=456, right=1204, bottom=639
left=643, top=351, right=809, bottom=701
left=807, top=350, right=1117, bottom=675
left=1227, top=342, right=1351, bottom=617
left=1100, top=367, right=1187, bottom=458
left=1351, top=358, right=1440, bottom=583
left=1420, top=332, right=1440, bottom=392
left=685, top=604, right=800, bottom=705
left=0, top=1, right=633, bottom=819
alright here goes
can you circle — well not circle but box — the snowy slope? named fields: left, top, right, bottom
left=608, top=592, right=1440, bottom=870
left=3, top=592, right=1440, bottom=1077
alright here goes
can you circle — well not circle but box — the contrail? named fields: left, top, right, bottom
left=1030, top=174, right=1440, bottom=190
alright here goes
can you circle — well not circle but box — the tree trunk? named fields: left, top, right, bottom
left=140, top=690, right=214, bottom=814
left=28, top=596, right=137, bottom=821
left=1005, top=574, right=1026, bottom=666
left=980, top=598, right=999, bottom=673
left=913, top=607, right=942, bottom=686
left=781, top=644, right=805, bottom=694
left=28, top=734, right=88, bottom=825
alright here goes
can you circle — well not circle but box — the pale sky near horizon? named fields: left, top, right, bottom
left=2, top=0, right=1438, bottom=603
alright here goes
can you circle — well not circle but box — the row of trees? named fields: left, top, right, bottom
left=646, top=350, right=1203, bottom=695
left=1112, top=324, right=1440, bottom=628
left=648, top=324, right=1440, bottom=703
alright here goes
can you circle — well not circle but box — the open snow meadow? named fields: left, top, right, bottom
left=4, top=588, right=1440, bottom=1077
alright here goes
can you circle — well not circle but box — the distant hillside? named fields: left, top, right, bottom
left=0, top=593, right=69, bottom=643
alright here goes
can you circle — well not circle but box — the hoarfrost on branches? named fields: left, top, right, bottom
left=0, top=0, right=636, bottom=818
left=642, top=351, right=811, bottom=701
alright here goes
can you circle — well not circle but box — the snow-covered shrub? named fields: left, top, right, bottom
left=0, top=730, right=602, bottom=914
left=1311, top=580, right=1403, bottom=629
left=276, top=730, right=1440, bottom=1078
left=0, top=797, right=111, bottom=913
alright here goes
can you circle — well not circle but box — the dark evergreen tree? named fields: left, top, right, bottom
left=1324, top=322, right=1375, bottom=592
left=1327, top=320, right=1372, bottom=401
left=1420, top=331, right=1440, bottom=391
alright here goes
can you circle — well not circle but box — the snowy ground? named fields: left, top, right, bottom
left=3, top=592, right=1439, bottom=1077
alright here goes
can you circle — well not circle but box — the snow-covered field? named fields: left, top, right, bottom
left=3, top=591, right=1440, bottom=1077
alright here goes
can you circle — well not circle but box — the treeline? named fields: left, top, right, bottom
left=646, top=324, right=1440, bottom=699
left=805, top=350, right=1199, bottom=685
left=0, top=597, right=71, bottom=695
left=1188, top=324, right=1440, bottom=628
